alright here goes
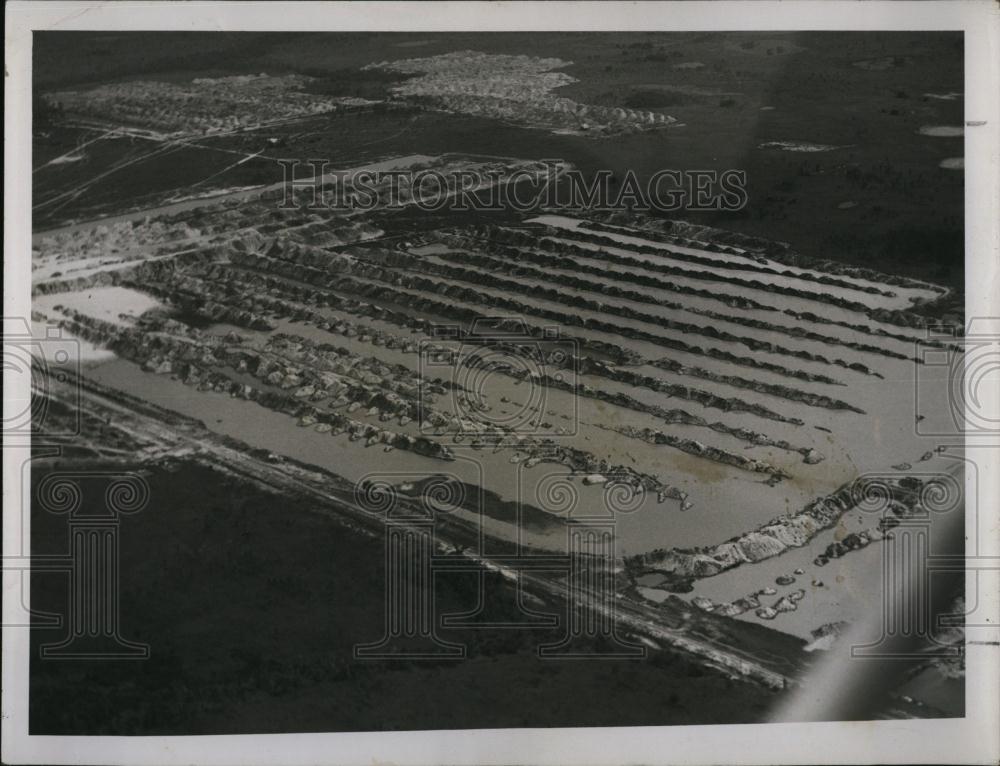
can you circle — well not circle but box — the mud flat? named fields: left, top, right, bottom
left=33, top=285, right=163, bottom=325
left=918, top=125, right=964, bottom=137
left=626, top=463, right=961, bottom=639
left=757, top=141, right=847, bottom=153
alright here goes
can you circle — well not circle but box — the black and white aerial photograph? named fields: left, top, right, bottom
left=4, top=2, right=999, bottom=765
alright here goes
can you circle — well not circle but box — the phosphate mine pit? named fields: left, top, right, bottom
left=31, top=155, right=961, bottom=642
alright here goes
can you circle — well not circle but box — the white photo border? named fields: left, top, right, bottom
left=4, top=2, right=999, bottom=764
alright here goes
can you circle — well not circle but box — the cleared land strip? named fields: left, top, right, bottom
left=85, top=253, right=856, bottom=445
left=216, top=247, right=859, bottom=392
left=464, top=227, right=943, bottom=347
left=448, top=228, right=944, bottom=349
left=57, top=309, right=795, bottom=493
left=42, top=230, right=868, bottom=420
left=522, top=222, right=898, bottom=298
left=483, top=225, right=945, bottom=326
left=537, top=232, right=876, bottom=314
left=383, top=246, right=911, bottom=363
left=576, top=217, right=945, bottom=299
left=549, top=233, right=952, bottom=331
left=133, top=258, right=817, bottom=425
left=228, top=251, right=860, bottom=396
left=524, top=246, right=937, bottom=348
left=323, top=252, right=884, bottom=380
left=432, top=235, right=933, bottom=349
